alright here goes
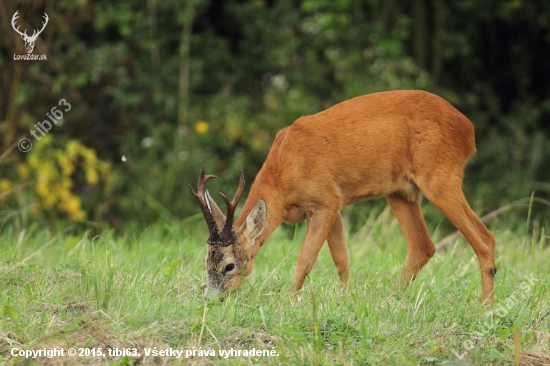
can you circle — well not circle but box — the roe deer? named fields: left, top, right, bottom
left=189, top=90, right=496, bottom=302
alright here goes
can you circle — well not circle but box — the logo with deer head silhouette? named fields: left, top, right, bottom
left=11, top=11, right=48, bottom=54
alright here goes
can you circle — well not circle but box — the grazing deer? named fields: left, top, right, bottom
left=190, top=90, right=496, bottom=302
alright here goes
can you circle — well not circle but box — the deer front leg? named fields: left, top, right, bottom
left=292, top=208, right=339, bottom=292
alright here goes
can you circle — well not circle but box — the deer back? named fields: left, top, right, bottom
left=237, top=90, right=476, bottom=223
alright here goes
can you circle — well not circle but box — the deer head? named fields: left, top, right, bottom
left=11, top=11, right=49, bottom=54
left=189, top=162, right=266, bottom=299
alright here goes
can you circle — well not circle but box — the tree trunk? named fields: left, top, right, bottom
left=178, top=2, right=197, bottom=127
left=412, top=0, right=430, bottom=71
left=431, top=0, right=443, bottom=84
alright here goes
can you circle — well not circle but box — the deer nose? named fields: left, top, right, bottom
left=203, top=287, right=220, bottom=300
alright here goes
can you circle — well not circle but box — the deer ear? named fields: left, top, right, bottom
left=245, top=198, right=267, bottom=241
left=205, top=190, right=226, bottom=233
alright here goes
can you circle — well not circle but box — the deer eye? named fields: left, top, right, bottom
left=224, top=263, right=236, bottom=273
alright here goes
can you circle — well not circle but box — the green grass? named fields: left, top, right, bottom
left=0, top=207, right=549, bottom=365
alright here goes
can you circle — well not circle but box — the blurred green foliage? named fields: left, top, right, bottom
left=0, top=0, right=549, bottom=229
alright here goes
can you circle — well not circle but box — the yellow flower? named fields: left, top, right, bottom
left=86, top=169, right=99, bottom=186
left=17, top=164, right=30, bottom=179
left=195, top=121, right=209, bottom=134
left=0, top=178, right=12, bottom=193
left=0, top=178, right=12, bottom=204
left=59, top=194, right=86, bottom=221
left=20, top=138, right=111, bottom=220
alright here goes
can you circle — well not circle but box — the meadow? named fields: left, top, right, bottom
left=0, top=204, right=548, bottom=365
left=2, top=2, right=550, bottom=365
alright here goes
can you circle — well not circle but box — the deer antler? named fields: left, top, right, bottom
left=189, top=162, right=245, bottom=246
left=11, top=11, right=27, bottom=38
left=30, top=13, right=49, bottom=39
left=188, top=161, right=221, bottom=244
left=219, top=170, right=245, bottom=242
left=11, top=11, right=48, bottom=40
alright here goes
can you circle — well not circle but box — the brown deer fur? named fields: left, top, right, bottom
left=191, top=90, right=496, bottom=302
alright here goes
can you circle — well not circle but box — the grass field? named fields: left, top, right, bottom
left=0, top=204, right=549, bottom=365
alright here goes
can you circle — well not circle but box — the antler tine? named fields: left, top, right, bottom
left=11, top=11, right=26, bottom=37
left=220, top=170, right=245, bottom=241
left=188, top=162, right=219, bottom=242
left=189, top=162, right=216, bottom=198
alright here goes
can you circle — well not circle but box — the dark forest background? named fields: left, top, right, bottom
left=1, top=0, right=549, bottom=233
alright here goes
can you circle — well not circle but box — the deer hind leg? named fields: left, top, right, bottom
left=293, top=207, right=340, bottom=292
left=326, top=211, right=350, bottom=287
left=418, top=176, right=496, bottom=303
left=387, top=191, right=435, bottom=286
